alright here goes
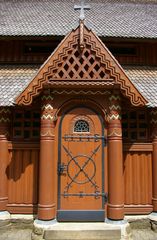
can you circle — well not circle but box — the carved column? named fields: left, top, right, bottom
left=150, top=108, right=157, bottom=212
left=107, top=93, right=124, bottom=220
left=0, top=108, right=10, bottom=211
left=38, top=91, right=56, bottom=220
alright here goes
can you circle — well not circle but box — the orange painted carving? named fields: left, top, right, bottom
left=15, top=25, right=147, bottom=106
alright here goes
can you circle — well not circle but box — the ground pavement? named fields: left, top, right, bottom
left=0, top=218, right=157, bottom=240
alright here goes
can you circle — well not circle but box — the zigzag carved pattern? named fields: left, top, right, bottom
left=108, top=114, right=121, bottom=121
left=150, top=109, right=157, bottom=115
left=42, top=95, right=54, bottom=101
left=41, top=104, right=53, bottom=110
left=109, top=105, right=121, bottom=111
left=150, top=109, right=157, bottom=124
left=0, top=109, right=11, bottom=114
left=0, top=117, right=10, bottom=123
left=41, top=115, right=54, bottom=120
left=84, top=33, right=146, bottom=106
left=18, top=33, right=79, bottom=105
left=16, top=27, right=147, bottom=106
left=0, top=107, right=11, bottom=123
left=151, top=119, right=157, bottom=124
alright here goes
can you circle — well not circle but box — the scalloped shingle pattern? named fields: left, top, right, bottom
left=0, top=0, right=157, bottom=38
left=0, top=65, right=39, bottom=106
left=124, top=66, right=157, bottom=107
left=0, top=65, right=157, bottom=107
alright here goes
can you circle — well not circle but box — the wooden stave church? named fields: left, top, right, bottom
left=0, top=0, right=157, bottom=223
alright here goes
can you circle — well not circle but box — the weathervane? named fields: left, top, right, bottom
left=74, top=0, right=90, bottom=51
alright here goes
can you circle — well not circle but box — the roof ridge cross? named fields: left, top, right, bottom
left=74, top=0, right=90, bottom=20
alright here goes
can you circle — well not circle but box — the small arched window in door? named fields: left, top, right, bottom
left=74, top=120, right=90, bottom=133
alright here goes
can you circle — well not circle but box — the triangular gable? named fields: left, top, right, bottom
left=15, top=25, right=147, bottom=106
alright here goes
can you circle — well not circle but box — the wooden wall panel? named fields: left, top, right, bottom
left=0, top=40, right=157, bottom=65
left=7, top=144, right=39, bottom=209
left=0, top=40, right=60, bottom=64
left=6, top=142, right=153, bottom=214
left=124, top=151, right=152, bottom=207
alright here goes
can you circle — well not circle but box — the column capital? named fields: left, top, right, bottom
left=41, top=93, right=55, bottom=140
left=108, top=93, right=121, bottom=122
left=108, top=93, right=122, bottom=139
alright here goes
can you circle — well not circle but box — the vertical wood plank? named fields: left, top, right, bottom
left=124, top=151, right=152, bottom=205
left=8, top=145, right=39, bottom=206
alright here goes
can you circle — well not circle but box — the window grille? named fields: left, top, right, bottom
left=13, top=109, right=40, bottom=140
left=74, top=120, right=89, bottom=132
left=122, top=110, right=148, bottom=141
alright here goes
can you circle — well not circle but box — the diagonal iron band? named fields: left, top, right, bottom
left=62, top=145, right=100, bottom=189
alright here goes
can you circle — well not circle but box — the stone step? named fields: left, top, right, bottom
left=43, top=223, right=122, bottom=240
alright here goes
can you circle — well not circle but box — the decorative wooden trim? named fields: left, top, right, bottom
left=7, top=204, right=153, bottom=215
left=15, top=24, right=147, bottom=107
left=0, top=108, right=11, bottom=123
left=48, top=80, right=114, bottom=87
left=8, top=142, right=40, bottom=150
left=52, top=90, right=111, bottom=95
left=108, top=94, right=122, bottom=121
left=124, top=205, right=153, bottom=215
left=8, top=142, right=152, bottom=152
left=7, top=204, right=37, bottom=214
left=123, top=143, right=153, bottom=152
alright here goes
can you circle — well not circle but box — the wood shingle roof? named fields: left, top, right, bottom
left=0, top=0, right=157, bottom=39
left=0, top=65, right=156, bottom=107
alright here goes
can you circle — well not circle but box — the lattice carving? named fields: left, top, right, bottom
left=46, top=40, right=111, bottom=81
left=16, top=25, right=147, bottom=106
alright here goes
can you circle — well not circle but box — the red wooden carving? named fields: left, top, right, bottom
left=15, top=25, right=147, bottom=106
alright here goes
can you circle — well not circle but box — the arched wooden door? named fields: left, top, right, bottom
left=57, top=107, right=106, bottom=221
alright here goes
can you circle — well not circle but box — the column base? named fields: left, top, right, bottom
left=34, top=219, right=58, bottom=230
left=105, top=218, right=127, bottom=225
left=149, top=212, right=157, bottom=222
left=105, top=218, right=132, bottom=240
left=32, top=219, right=58, bottom=240
left=0, top=211, right=11, bottom=227
left=148, top=212, right=157, bottom=232
left=107, top=204, right=124, bottom=220
left=38, top=204, right=56, bottom=221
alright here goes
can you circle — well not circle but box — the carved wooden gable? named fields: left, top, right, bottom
left=16, top=25, right=147, bottom=106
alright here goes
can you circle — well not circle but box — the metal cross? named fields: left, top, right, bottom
left=74, top=0, right=90, bottom=20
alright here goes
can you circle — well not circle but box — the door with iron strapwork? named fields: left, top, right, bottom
left=57, top=107, right=106, bottom=221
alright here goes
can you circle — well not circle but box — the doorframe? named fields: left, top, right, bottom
left=57, top=104, right=106, bottom=221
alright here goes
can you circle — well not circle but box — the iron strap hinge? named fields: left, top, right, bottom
left=63, top=134, right=107, bottom=145
left=61, top=192, right=108, bottom=202
left=58, top=163, right=67, bottom=174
